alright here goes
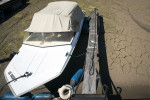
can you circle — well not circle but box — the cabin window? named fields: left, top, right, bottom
left=23, top=32, right=74, bottom=46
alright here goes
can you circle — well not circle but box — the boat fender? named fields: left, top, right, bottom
left=70, top=69, right=83, bottom=87
left=58, top=85, right=73, bottom=100
left=58, top=69, right=83, bottom=99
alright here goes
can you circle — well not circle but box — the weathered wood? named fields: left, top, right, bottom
left=82, top=9, right=98, bottom=94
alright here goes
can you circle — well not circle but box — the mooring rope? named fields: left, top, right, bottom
left=89, top=9, right=97, bottom=75
left=0, top=72, right=32, bottom=97
left=66, top=52, right=88, bottom=58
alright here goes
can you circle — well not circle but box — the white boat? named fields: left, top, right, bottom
left=4, top=1, right=85, bottom=97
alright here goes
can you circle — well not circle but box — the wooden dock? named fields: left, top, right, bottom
left=82, top=9, right=98, bottom=94
left=71, top=8, right=122, bottom=100
left=69, top=9, right=108, bottom=100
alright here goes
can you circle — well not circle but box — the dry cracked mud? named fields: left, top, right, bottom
left=103, top=0, right=150, bottom=99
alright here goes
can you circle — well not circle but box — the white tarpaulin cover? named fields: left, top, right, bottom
left=25, top=1, right=84, bottom=32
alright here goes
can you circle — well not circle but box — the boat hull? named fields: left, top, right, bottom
left=4, top=16, right=84, bottom=97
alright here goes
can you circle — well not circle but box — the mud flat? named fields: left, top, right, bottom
left=0, top=0, right=150, bottom=99
left=101, top=0, right=150, bottom=99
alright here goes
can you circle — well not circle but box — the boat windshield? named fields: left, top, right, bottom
left=23, top=32, right=74, bottom=47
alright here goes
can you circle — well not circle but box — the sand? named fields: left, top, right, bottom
left=0, top=0, right=150, bottom=99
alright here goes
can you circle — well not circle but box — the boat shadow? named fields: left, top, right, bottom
left=0, top=2, right=30, bottom=24
left=45, top=18, right=89, bottom=97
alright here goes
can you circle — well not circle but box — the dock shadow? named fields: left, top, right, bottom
left=45, top=18, right=89, bottom=97
left=98, top=16, right=122, bottom=100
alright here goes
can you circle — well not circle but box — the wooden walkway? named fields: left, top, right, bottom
left=73, top=9, right=122, bottom=100
left=82, top=9, right=98, bottom=94
left=71, top=9, right=108, bottom=100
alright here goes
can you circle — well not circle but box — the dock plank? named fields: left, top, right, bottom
left=82, top=9, right=98, bottom=94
